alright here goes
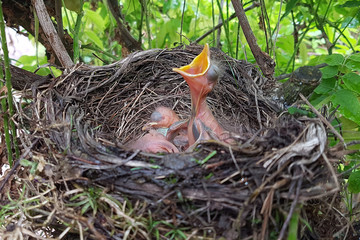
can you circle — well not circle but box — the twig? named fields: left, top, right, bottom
left=231, top=0, right=275, bottom=79
left=194, top=3, right=259, bottom=43
left=252, top=85, right=262, bottom=129
left=54, top=0, right=65, bottom=44
left=180, top=0, right=186, bottom=43
left=73, top=0, right=84, bottom=63
left=106, top=0, right=142, bottom=52
left=346, top=140, right=360, bottom=146
left=272, top=0, right=283, bottom=59
left=278, top=173, right=303, bottom=240
left=32, top=0, right=74, bottom=68
left=299, top=93, right=346, bottom=147
left=0, top=139, right=38, bottom=194
left=216, top=0, right=224, bottom=48
left=322, top=152, right=340, bottom=219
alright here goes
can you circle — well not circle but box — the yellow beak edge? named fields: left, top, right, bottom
left=173, top=44, right=210, bottom=77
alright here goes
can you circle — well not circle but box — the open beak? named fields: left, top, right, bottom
left=172, top=44, right=215, bottom=114
left=173, top=44, right=210, bottom=78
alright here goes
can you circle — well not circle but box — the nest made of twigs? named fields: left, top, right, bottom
left=46, top=44, right=278, bottom=144
left=1, top=44, right=350, bottom=239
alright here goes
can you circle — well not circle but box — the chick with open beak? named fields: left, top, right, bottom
left=169, top=44, right=225, bottom=147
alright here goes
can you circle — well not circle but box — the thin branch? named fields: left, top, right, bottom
left=216, top=0, right=224, bottom=48
left=106, top=0, right=142, bottom=52
left=32, top=0, right=74, bottom=68
left=180, top=0, right=186, bottom=43
left=299, top=93, right=346, bottom=147
left=195, top=2, right=259, bottom=43
left=278, top=174, right=303, bottom=240
left=272, top=0, right=283, bottom=59
left=231, top=0, right=275, bottom=79
left=73, top=0, right=84, bottom=63
left=55, top=0, right=65, bottom=44
left=1, top=62, right=50, bottom=90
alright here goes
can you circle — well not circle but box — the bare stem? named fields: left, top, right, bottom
left=0, top=0, right=20, bottom=164
left=73, top=0, right=84, bottom=63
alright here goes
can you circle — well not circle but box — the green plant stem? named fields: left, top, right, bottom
left=34, top=10, right=40, bottom=66
left=287, top=204, right=301, bottom=240
left=73, top=0, right=84, bottom=63
left=0, top=64, right=13, bottom=167
left=260, top=0, right=271, bottom=54
left=327, top=15, right=358, bottom=53
left=144, top=0, right=151, bottom=48
left=62, top=0, right=73, bottom=33
left=180, top=0, right=186, bottom=44
left=216, top=0, right=233, bottom=56
left=138, top=0, right=144, bottom=43
left=0, top=0, right=19, bottom=164
left=194, top=0, right=200, bottom=38
left=81, top=44, right=118, bottom=60
left=283, top=18, right=314, bottom=74
left=211, top=0, right=215, bottom=44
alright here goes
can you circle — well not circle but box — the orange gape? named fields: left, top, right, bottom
left=128, top=44, right=227, bottom=154
left=172, top=43, right=225, bottom=146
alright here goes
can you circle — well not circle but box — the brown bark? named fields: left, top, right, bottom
left=107, top=0, right=142, bottom=52
left=1, top=62, right=50, bottom=91
left=32, top=0, right=73, bottom=68
left=2, top=0, right=73, bottom=66
left=231, top=0, right=275, bottom=79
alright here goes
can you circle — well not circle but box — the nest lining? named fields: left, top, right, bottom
left=0, top=44, right=349, bottom=239
left=49, top=44, right=277, bottom=144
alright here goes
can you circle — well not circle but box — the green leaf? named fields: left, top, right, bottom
left=332, top=89, right=360, bottom=125
left=348, top=171, right=360, bottom=193
left=343, top=131, right=360, bottom=141
left=64, top=0, right=82, bottom=13
left=308, top=55, right=327, bottom=66
left=320, top=66, right=338, bottom=78
left=281, top=0, right=299, bottom=21
left=20, top=159, right=35, bottom=167
left=299, top=42, right=307, bottom=64
left=123, top=0, right=141, bottom=15
left=84, top=30, right=104, bottom=49
left=163, top=0, right=180, bottom=13
left=342, top=73, right=360, bottom=93
left=310, top=93, right=332, bottom=108
left=349, top=53, right=360, bottom=62
left=339, top=0, right=360, bottom=8
left=287, top=107, right=315, bottom=117
left=345, top=60, right=360, bottom=71
left=325, top=54, right=344, bottom=66
left=84, top=9, right=105, bottom=32
left=314, top=77, right=336, bottom=94
left=340, top=116, right=359, bottom=131
left=81, top=202, right=91, bottom=214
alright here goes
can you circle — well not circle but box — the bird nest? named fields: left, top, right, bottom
left=1, top=44, right=348, bottom=239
